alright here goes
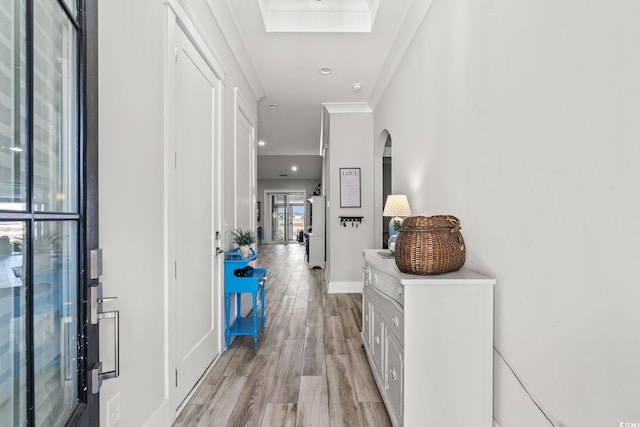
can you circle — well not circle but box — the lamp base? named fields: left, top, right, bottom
left=388, top=216, right=404, bottom=237
left=388, top=234, right=397, bottom=253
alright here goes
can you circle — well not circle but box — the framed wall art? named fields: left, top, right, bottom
left=340, top=168, right=361, bottom=208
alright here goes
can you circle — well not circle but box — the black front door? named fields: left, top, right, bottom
left=0, top=0, right=99, bottom=425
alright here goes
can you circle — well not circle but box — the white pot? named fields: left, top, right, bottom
left=239, top=245, right=251, bottom=257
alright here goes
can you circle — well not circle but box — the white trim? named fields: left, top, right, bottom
left=233, top=87, right=257, bottom=230
left=319, top=107, right=326, bottom=155
left=163, top=0, right=225, bottom=416
left=263, top=189, right=306, bottom=244
left=162, top=7, right=178, bottom=425
left=493, top=420, right=502, bottom=427
left=493, top=350, right=554, bottom=426
left=142, top=400, right=173, bottom=427
left=175, top=355, right=220, bottom=418
left=235, top=87, right=258, bottom=124
left=165, top=0, right=226, bottom=81
left=322, top=102, right=373, bottom=114
left=207, top=0, right=266, bottom=101
left=214, top=64, right=225, bottom=358
left=368, top=0, right=433, bottom=110
left=328, top=280, right=362, bottom=294
left=257, top=0, right=380, bottom=33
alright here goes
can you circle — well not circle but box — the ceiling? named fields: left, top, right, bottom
left=226, top=0, right=415, bottom=179
left=257, top=155, right=323, bottom=180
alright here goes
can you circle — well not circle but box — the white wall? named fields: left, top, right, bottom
left=324, top=106, right=375, bottom=292
left=98, top=0, right=258, bottom=425
left=374, top=1, right=640, bottom=426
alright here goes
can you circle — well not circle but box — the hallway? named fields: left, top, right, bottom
left=173, top=244, right=391, bottom=427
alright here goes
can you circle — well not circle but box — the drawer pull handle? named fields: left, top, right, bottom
left=373, top=273, right=378, bottom=283
left=392, top=316, right=399, bottom=327
left=397, top=288, right=402, bottom=298
left=375, top=336, right=380, bottom=345
left=390, top=368, right=397, bottom=381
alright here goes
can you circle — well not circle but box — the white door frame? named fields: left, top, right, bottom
left=233, top=87, right=258, bottom=232
left=158, top=1, right=225, bottom=422
left=263, top=189, right=307, bottom=244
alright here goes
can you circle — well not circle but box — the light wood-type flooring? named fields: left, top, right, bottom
left=173, top=243, right=391, bottom=427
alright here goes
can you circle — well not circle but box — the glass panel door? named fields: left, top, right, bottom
left=33, top=0, right=78, bottom=214
left=269, top=193, right=305, bottom=243
left=0, top=222, right=26, bottom=426
left=0, top=0, right=97, bottom=425
left=271, top=194, right=286, bottom=242
left=288, top=206, right=304, bottom=243
left=0, top=0, right=27, bottom=209
left=33, top=221, right=78, bottom=426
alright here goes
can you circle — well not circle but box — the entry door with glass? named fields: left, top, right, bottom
left=269, top=193, right=305, bottom=243
left=0, top=0, right=99, bottom=425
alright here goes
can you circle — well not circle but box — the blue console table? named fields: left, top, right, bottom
left=223, top=249, right=266, bottom=349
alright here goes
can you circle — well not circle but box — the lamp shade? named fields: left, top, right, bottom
left=383, top=194, right=412, bottom=217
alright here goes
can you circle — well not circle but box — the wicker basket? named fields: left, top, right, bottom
left=395, top=215, right=466, bottom=275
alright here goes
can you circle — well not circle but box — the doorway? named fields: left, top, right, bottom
left=268, top=193, right=305, bottom=243
left=382, top=136, right=392, bottom=248
left=0, top=0, right=99, bottom=425
left=167, top=17, right=222, bottom=407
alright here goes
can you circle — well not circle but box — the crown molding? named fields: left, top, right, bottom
left=367, top=0, right=433, bottom=110
left=206, top=0, right=266, bottom=102
left=322, top=102, right=373, bottom=114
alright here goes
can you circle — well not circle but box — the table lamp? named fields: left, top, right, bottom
left=383, top=194, right=412, bottom=239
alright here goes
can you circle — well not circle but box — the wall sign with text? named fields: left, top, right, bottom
left=340, top=168, right=361, bottom=208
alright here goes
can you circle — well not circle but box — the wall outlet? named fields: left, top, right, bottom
left=107, top=392, right=121, bottom=427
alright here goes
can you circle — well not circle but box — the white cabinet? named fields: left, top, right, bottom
left=307, top=196, right=325, bottom=268
left=361, top=250, right=495, bottom=427
left=307, top=234, right=324, bottom=268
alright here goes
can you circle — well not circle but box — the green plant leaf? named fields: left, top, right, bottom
left=231, top=228, right=256, bottom=246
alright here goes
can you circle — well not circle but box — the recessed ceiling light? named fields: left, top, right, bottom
left=292, top=165, right=298, bottom=171
left=352, top=83, right=362, bottom=92
left=267, top=104, right=278, bottom=109
left=258, top=141, right=266, bottom=146
left=319, top=66, right=333, bottom=75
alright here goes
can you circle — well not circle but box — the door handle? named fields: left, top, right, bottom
left=88, top=283, right=120, bottom=394
left=98, top=309, right=120, bottom=380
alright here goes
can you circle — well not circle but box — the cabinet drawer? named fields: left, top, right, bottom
left=386, top=332, right=403, bottom=419
left=362, top=294, right=371, bottom=347
left=371, top=307, right=384, bottom=376
left=369, top=265, right=404, bottom=306
left=366, top=285, right=404, bottom=345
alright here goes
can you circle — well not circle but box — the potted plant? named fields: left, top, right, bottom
left=231, top=228, right=255, bottom=258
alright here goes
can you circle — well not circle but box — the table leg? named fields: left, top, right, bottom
left=252, top=292, right=258, bottom=349
left=260, top=283, right=265, bottom=328
left=225, top=293, right=231, bottom=349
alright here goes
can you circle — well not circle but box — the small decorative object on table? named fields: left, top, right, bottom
left=231, top=228, right=256, bottom=258
left=395, top=215, right=466, bottom=275
left=388, top=234, right=397, bottom=253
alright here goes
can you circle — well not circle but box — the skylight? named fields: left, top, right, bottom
left=257, top=0, right=380, bottom=33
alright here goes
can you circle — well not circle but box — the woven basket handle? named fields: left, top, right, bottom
left=447, top=216, right=461, bottom=233
left=446, top=216, right=465, bottom=251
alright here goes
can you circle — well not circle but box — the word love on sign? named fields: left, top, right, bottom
left=340, top=168, right=361, bottom=208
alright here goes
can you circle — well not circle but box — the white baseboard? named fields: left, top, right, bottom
left=142, top=398, right=173, bottom=427
left=493, top=419, right=502, bottom=427
left=493, top=350, right=553, bottom=427
left=327, top=280, right=362, bottom=293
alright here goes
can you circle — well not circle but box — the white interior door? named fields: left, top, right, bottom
left=234, top=92, right=256, bottom=231
left=172, top=24, right=219, bottom=405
